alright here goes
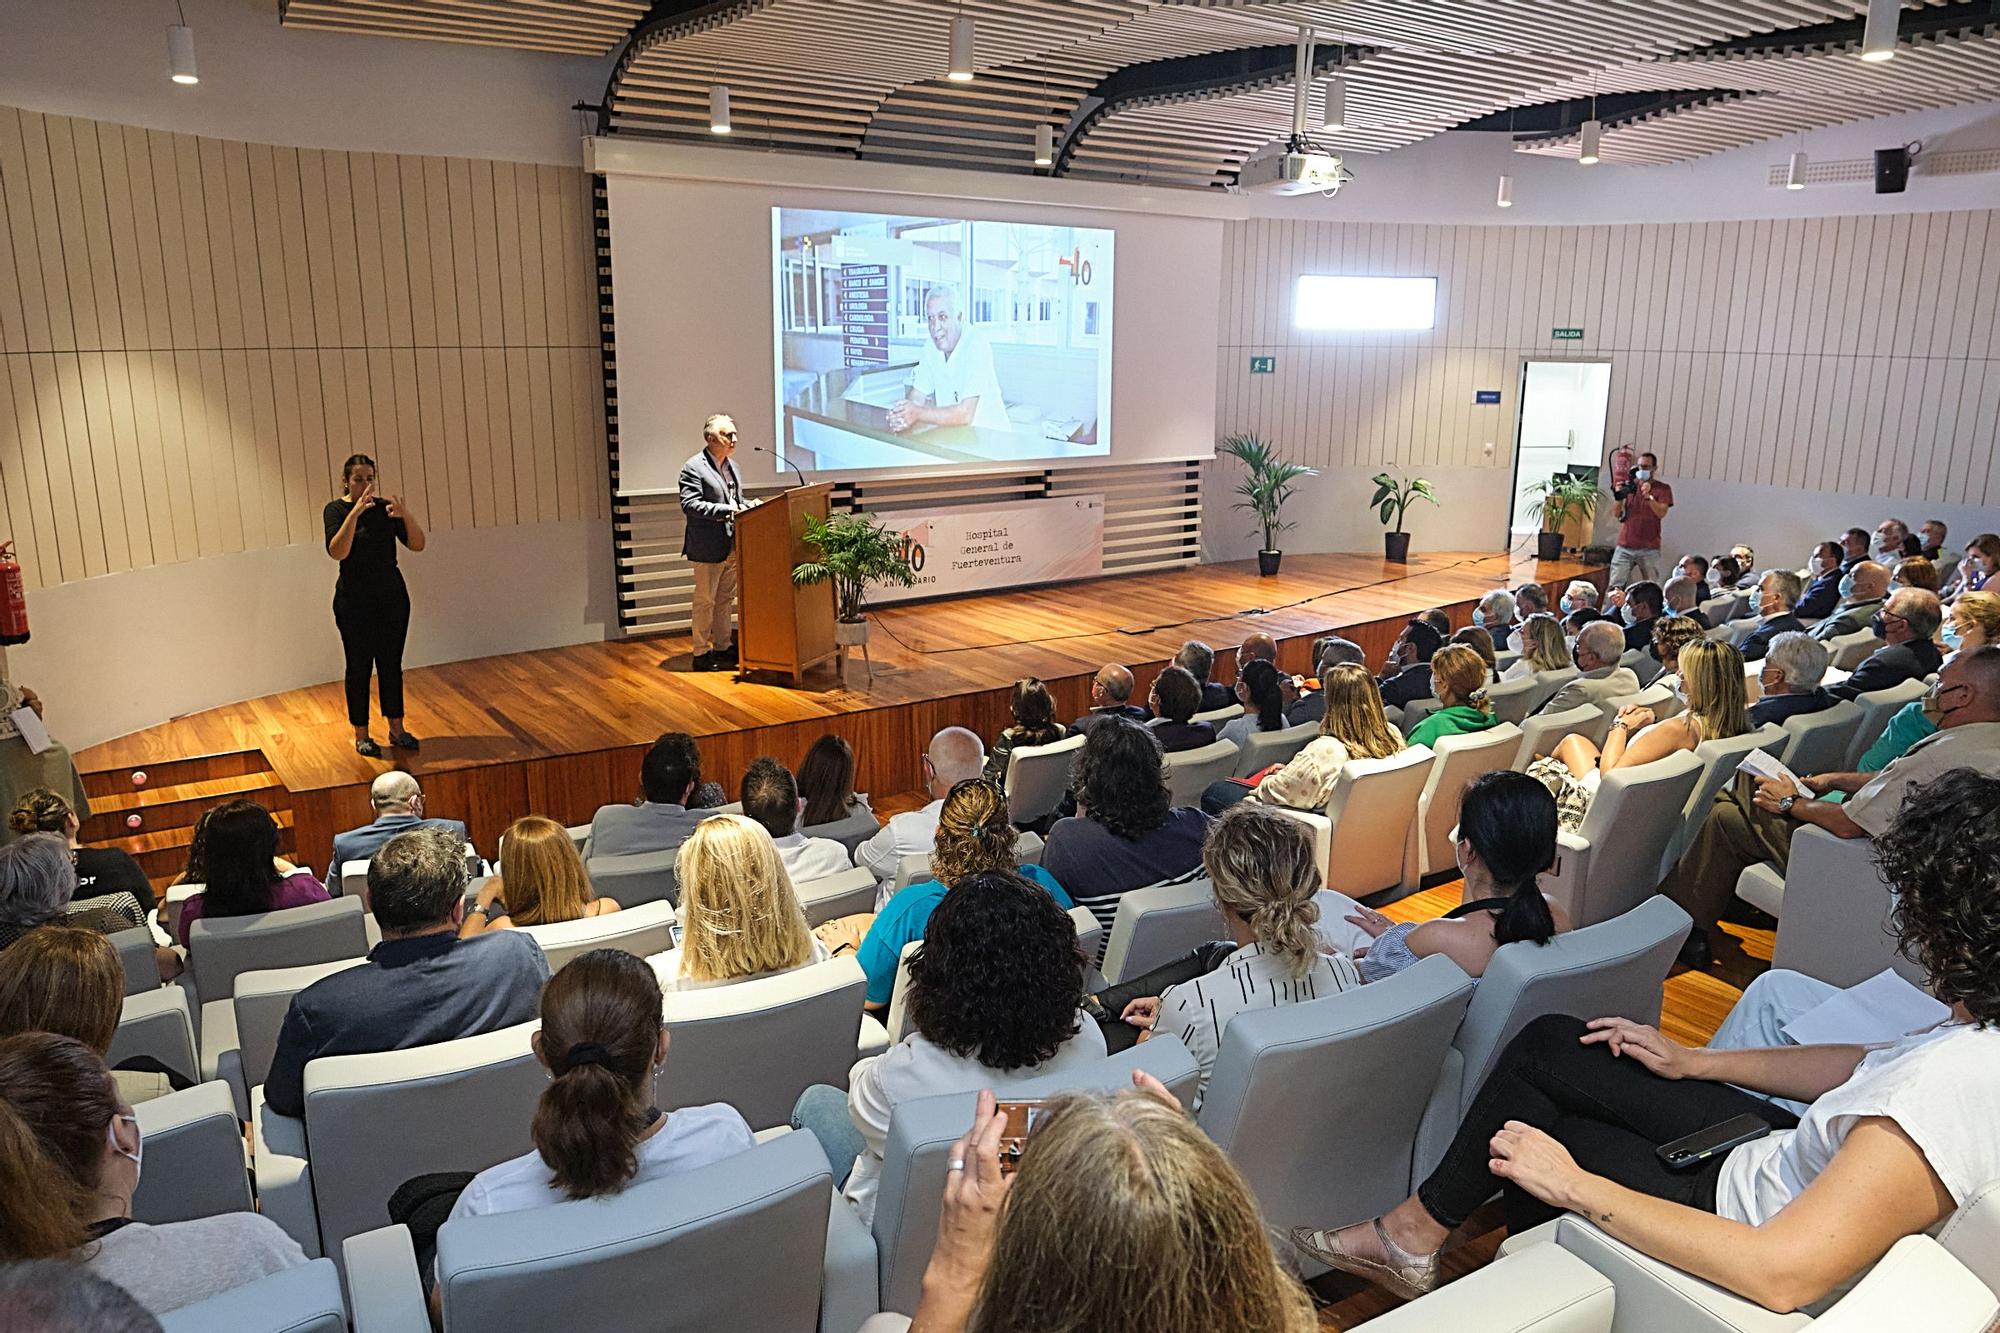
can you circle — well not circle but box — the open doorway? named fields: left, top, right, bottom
left=1508, top=360, right=1613, bottom=543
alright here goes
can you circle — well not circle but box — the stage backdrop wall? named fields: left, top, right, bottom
left=1208, top=208, right=2000, bottom=565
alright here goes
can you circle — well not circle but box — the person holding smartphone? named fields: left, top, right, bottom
left=324, top=454, right=425, bottom=758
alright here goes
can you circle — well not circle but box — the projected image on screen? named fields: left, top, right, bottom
left=774, top=208, right=1113, bottom=473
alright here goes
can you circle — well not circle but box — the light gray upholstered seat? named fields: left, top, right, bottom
left=131, top=1079, right=253, bottom=1225
left=186, top=895, right=369, bottom=1006
left=202, top=956, right=366, bottom=1121
left=110, top=925, right=164, bottom=996
left=1230, top=720, right=1320, bottom=777
left=1097, top=876, right=1224, bottom=987
left=1734, top=824, right=1925, bottom=988
left=1659, top=724, right=1787, bottom=879
left=1542, top=750, right=1703, bottom=926
left=804, top=804, right=885, bottom=856
left=1512, top=703, right=1608, bottom=772
left=1484, top=675, right=1545, bottom=725
left=796, top=866, right=879, bottom=926
left=583, top=847, right=681, bottom=908
left=1844, top=678, right=1928, bottom=769
left=157, top=1258, right=346, bottom=1333
left=1777, top=699, right=1862, bottom=778
left=1002, top=733, right=1085, bottom=824
left=111, top=984, right=198, bottom=1086
left=1271, top=746, right=1435, bottom=901
left=1405, top=725, right=1522, bottom=886
left=1163, top=738, right=1239, bottom=807
left=516, top=899, right=677, bottom=971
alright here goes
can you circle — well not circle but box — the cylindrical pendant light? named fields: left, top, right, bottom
left=1321, top=76, right=1346, bottom=132
left=1034, top=123, right=1054, bottom=167
left=1578, top=118, right=1602, bottom=165
left=167, top=24, right=198, bottom=84
left=1496, top=174, right=1514, bottom=208
left=1786, top=151, right=1808, bottom=189
left=948, top=13, right=975, bottom=81
left=1861, top=0, right=1899, bottom=61
left=708, top=85, right=731, bottom=134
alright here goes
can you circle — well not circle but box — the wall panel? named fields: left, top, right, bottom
left=0, top=106, right=607, bottom=590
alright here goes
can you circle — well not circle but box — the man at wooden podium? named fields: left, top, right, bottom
left=679, top=413, right=748, bottom=671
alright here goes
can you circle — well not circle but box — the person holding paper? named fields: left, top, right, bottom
left=0, top=684, right=90, bottom=849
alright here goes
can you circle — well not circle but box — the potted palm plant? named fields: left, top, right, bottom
left=1370, top=469, right=1438, bottom=563
left=1219, top=432, right=1317, bottom=576
left=792, top=513, right=918, bottom=679
left=1520, top=473, right=1602, bottom=561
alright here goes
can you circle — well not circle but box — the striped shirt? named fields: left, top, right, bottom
left=1154, top=940, right=1362, bottom=1108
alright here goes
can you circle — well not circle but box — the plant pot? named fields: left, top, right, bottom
left=834, top=619, right=869, bottom=647
left=1536, top=531, right=1565, bottom=562
left=1383, top=531, right=1411, bottom=563
left=1257, top=549, right=1282, bottom=576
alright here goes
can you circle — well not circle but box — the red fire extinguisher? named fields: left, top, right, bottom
left=0, top=542, right=30, bottom=646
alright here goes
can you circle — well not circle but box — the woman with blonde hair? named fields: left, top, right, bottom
left=1502, top=613, right=1570, bottom=680
left=1205, top=664, right=1404, bottom=814
left=652, top=814, right=822, bottom=991
left=461, top=816, right=619, bottom=938
left=1406, top=643, right=1499, bottom=747
left=910, top=1084, right=1318, bottom=1333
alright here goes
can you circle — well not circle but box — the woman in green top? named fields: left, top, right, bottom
left=1407, top=645, right=1500, bottom=748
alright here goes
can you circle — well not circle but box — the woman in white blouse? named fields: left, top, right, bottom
left=1294, top=765, right=2000, bottom=1311
left=647, top=814, right=827, bottom=992
left=1205, top=665, right=1405, bottom=815
left=1501, top=613, right=1571, bottom=682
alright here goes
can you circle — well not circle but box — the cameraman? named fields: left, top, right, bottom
left=1608, top=447, right=1673, bottom=588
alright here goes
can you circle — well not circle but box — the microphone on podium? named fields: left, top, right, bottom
left=752, top=444, right=811, bottom=489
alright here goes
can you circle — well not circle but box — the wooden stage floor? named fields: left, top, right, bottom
left=78, top=549, right=1600, bottom=876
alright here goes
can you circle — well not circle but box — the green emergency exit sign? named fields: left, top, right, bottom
left=1250, top=356, right=1277, bottom=373
left=1552, top=327, right=1585, bottom=341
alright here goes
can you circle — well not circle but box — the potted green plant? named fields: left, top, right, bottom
left=1219, top=432, right=1318, bottom=576
left=792, top=512, right=919, bottom=659
left=1519, top=472, right=1603, bottom=561
left=1370, top=469, right=1438, bottom=563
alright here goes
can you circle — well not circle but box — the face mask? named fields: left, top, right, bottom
left=1670, top=680, right=1688, bottom=703
left=1806, top=557, right=1824, bottom=577
left=1837, top=573, right=1856, bottom=601
left=1633, top=467, right=1653, bottom=481
left=1869, top=612, right=1888, bottom=638
left=1472, top=607, right=1487, bottom=628
left=1622, top=604, right=1639, bottom=627
left=1921, top=683, right=1947, bottom=725
left=1559, top=595, right=1576, bottom=615
left=107, top=1113, right=141, bottom=1182
left=1943, top=622, right=1965, bottom=651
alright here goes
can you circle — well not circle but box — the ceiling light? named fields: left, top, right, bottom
left=1496, top=174, right=1514, bottom=208
left=948, top=14, right=975, bottom=81
left=1861, top=0, right=1899, bottom=61
left=167, top=23, right=198, bottom=84
left=1578, top=118, right=1602, bottom=165
left=1786, top=151, right=1808, bottom=189
left=1321, top=76, right=1346, bottom=132
left=709, top=85, right=731, bottom=134
left=1034, top=123, right=1054, bottom=167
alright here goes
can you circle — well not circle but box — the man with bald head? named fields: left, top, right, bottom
left=1808, top=560, right=1890, bottom=642
left=1072, top=663, right=1151, bottom=735
left=330, top=770, right=468, bottom=881
left=1828, top=587, right=1943, bottom=700
left=1666, top=645, right=2000, bottom=968
left=1236, top=633, right=1278, bottom=672
left=855, top=726, right=988, bottom=886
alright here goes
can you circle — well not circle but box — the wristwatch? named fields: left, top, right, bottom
left=1777, top=795, right=1798, bottom=815
left=466, top=901, right=494, bottom=918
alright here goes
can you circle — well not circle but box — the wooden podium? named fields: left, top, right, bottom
left=736, top=483, right=838, bottom=685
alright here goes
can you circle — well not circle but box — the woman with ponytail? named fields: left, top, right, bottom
left=1344, top=771, right=1568, bottom=983
left=1216, top=659, right=1290, bottom=750
left=1119, top=804, right=1361, bottom=1106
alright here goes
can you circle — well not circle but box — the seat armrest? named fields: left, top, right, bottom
left=343, top=1224, right=432, bottom=1333
left=251, top=1088, right=320, bottom=1258
left=857, top=1014, right=890, bottom=1061
left=1808, top=1235, right=1997, bottom=1332
left=1543, top=830, right=1594, bottom=923
left=821, top=1191, right=881, bottom=1333
left=1553, top=1215, right=1810, bottom=1332
left=1352, top=1241, right=1613, bottom=1332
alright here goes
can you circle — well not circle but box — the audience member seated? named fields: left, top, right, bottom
left=1837, top=525, right=1870, bottom=570
left=1796, top=540, right=1845, bottom=620
left=1918, top=519, right=1948, bottom=563
left=459, top=816, right=618, bottom=938
left=1450, top=625, right=1499, bottom=682
left=1828, top=588, right=1943, bottom=700
left=1204, top=665, right=1406, bottom=815
left=1176, top=639, right=1233, bottom=713
left=1729, top=545, right=1759, bottom=586
left=1502, top=613, right=1570, bottom=681
left=982, top=678, right=1068, bottom=787
left=1144, top=666, right=1218, bottom=754
left=1378, top=618, right=1444, bottom=709
left=0, top=927, right=179, bottom=1103
left=1294, top=766, right=2000, bottom=1312
left=1870, top=517, right=1911, bottom=573
left=1472, top=589, right=1516, bottom=646
left=581, top=731, right=709, bottom=860
left=1749, top=633, right=1836, bottom=729
left=1407, top=645, right=1499, bottom=748
left=1344, top=771, right=1566, bottom=982
left=329, top=772, right=468, bottom=879
left=1892, top=554, right=1939, bottom=594
left=1712, top=554, right=1744, bottom=596
left=1043, top=718, right=1210, bottom=936
left=651, top=815, right=824, bottom=992
left=817, top=779, right=1070, bottom=1013
left=1942, top=532, right=2000, bottom=599
left=1808, top=559, right=1889, bottom=642
left=0, top=1032, right=305, bottom=1313
left=1114, top=805, right=1359, bottom=1105
left=1236, top=631, right=1280, bottom=674
left=1287, top=637, right=1367, bottom=725
left=0, top=1259, right=166, bottom=1332
left=798, top=869, right=1107, bottom=1225
left=1507, top=583, right=1550, bottom=652
left=1072, top=664, right=1151, bottom=735
left=8, top=789, right=152, bottom=914
left=1216, top=661, right=1289, bottom=750
left=1647, top=615, right=1706, bottom=689
left=264, top=826, right=548, bottom=1117
left=1663, top=575, right=1710, bottom=628
left=1674, top=553, right=1714, bottom=605
left=1536, top=621, right=1638, bottom=717
left=174, top=800, right=331, bottom=947
left=1558, top=579, right=1601, bottom=623
left=1530, top=640, right=1748, bottom=832
left=1739, top=568, right=1807, bottom=662
left=797, top=733, right=877, bottom=834
left=737, top=756, right=851, bottom=883
left=1663, top=646, right=2000, bottom=969
left=907, top=1083, right=1317, bottom=1333
left=0, top=834, right=150, bottom=962
left=857, top=727, right=986, bottom=886
left=1619, top=580, right=1666, bottom=652
left=1847, top=593, right=2000, bottom=775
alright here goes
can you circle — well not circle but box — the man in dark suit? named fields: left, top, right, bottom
left=679, top=414, right=748, bottom=671
left=1749, top=632, right=1837, bottom=729
left=1072, top=664, right=1151, bottom=733
left=1176, top=639, right=1233, bottom=713
left=1829, top=589, right=1944, bottom=701
left=1738, top=569, right=1806, bottom=663
left=1379, top=619, right=1442, bottom=709
left=1796, top=541, right=1845, bottom=620
left=1620, top=581, right=1666, bottom=653
left=1919, top=520, right=1949, bottom=563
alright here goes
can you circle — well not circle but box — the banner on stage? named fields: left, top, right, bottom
left=871, top=495, right=1105, bottom=605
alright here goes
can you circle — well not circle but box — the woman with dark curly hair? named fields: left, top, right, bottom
left=1295, top=765, right=2000, bottom=1311
left=808, top=869, right=1105, bottom=1228
left=1041, top=716, right=1211, bottom=941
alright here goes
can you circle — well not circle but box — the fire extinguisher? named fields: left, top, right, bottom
left=0, top=542, right=29, bottom=646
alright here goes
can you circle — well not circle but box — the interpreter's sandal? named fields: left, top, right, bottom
left=1289, top=1219, right=1440, bottom=1302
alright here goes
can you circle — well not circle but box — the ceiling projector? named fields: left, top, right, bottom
left=1239, top=149, right=1353, bottom=196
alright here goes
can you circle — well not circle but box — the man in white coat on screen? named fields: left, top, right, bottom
left=887, top=285, right=1011, bottom=434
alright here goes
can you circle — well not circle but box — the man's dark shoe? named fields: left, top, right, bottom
left=1677, top=930, right=1714, bottom=972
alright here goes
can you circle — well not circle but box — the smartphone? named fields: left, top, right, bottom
left=993, top=1099, right=1052, bottom=1175
left=669, top=921, right=684, bottom=947
left=1655, top=1113, right=1770, bottom=1171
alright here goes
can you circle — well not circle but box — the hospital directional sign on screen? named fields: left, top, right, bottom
left=839, top=264, right=890, bottom=368
left=1552, top=327, right=1585, bottom=341
left=1250, top=356, right=1277, bottom=374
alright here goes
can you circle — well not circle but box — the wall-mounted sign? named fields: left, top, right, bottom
left=1474, top=389, right=1503, bottom=404
left=1249, top=355, right=1277, bottom=374
left=1551, top=327, right=1585, bottom=341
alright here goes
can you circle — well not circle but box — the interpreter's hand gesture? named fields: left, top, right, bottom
left=1580, top=1016, right=1705, bottom=1081
left=383, top=495, right=408, bottom=521
left=353, top=479, right=376, bottom=510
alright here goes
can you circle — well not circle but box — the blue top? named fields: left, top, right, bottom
left=857, top=863, right=1071, bottom=1007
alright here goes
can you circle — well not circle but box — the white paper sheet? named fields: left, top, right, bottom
left=1781, top=969, right=1951, bottom=1048
left=9, top=705, right=50, bottom=755
left=1737, top=746, right=1808, bottom=796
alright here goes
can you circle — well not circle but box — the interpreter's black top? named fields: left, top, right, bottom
left=323, top=498, right=409, bottom=592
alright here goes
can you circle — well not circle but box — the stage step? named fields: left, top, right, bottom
left=76, top=749, right=299, bottom=893
left=80, top=749, right=273, bottom=803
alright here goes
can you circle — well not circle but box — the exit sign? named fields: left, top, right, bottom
left=1249, top=355, right=1277, bottom=374
left=1552, top=327, right=1585, bottom=341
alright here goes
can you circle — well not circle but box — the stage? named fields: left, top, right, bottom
left=77, top=549, right=1602, bottom=884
